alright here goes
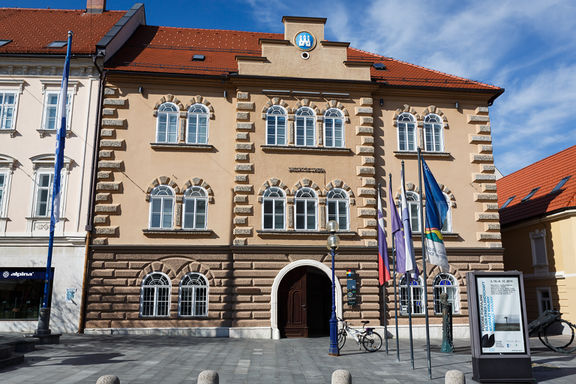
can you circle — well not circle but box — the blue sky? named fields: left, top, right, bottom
left=7, top=0, right=576, bottom=175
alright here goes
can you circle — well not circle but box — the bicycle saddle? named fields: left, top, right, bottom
left=361, top=320, right=370, bottom=324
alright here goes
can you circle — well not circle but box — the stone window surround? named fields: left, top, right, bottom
left=393, top=104, right=450, bottom=154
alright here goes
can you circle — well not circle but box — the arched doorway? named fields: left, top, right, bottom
left=277, top=266, right=332, bottom=337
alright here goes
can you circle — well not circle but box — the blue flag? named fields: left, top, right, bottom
left=422, top=158, right=449, bottom=272
left=50, top=32, right=72, bottom=225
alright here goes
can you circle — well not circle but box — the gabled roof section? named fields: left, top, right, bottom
left=105, top=25, right=501, bottom=92
left=497, top=145, right=576, bottom=226
left=0, top=8, right=125, bottom=55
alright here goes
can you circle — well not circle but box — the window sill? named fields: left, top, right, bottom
left=37, top=129, right=71, bottom=138
left=257, top=230, right=358, bottom=238
left=0, top=129, right=17, bottom=138
left=25, top=216, right=68, bottom=221
left=394, top=151, right=452, bottom=159
left=143, top=229, right=215, bottom=237
left=150, top=143, right=215, bottom=151
left=261, top=145, right=352, bottom=154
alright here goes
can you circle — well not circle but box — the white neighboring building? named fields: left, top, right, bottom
left=0, top=2, right=145, bottom=333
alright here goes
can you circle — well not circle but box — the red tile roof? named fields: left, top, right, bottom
left=497, top=146, right=576, bottom=226
left=0, top=8, right=125, bottom=55
left=106, top=26, right=501, bottom=92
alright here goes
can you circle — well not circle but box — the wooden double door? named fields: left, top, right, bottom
left=278, top=266, right=331, bottom=338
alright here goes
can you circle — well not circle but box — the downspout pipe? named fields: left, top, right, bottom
left=78, top=51, right=106, bottom=333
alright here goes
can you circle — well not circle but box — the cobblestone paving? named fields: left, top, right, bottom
left=1, top=335, right=575, bottom=383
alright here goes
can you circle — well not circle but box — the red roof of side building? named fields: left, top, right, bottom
left=106, top=25, right=502, bottom=92
left=0, top=8, right=125, bottom=55
left=497, top=145, right=576, bottom=226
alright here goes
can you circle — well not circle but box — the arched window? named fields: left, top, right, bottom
left=326, top=188, right=349, bottom=230
left=433, top=273, right=459, bottom=314
left=397, top=112, right=417, bottom=151
left=441, top=193, right=452, bottom=233
left=140, top=272, right=170, bottom=317
left=324, top=108, right=344, bottom=148
left=179, top=273, right=208, bottom=317
left=266, top=106, right=286, bottom=145
left=295, top=187, right=317, bottom=230
left=424, top=114, right=443, bottom=152
left=400, top=275, right=425, bottom=315
left=186, top=104, right=209, bottom=144
left=182, top=186, right=207, bottom=230
left=262, top=187, right=285, bottom=230
left=149, top=185, right=174, bottom=229
left=156, top=103, right=179, bottom=143
left=406, top=191, right=421, bottom=232
left=295, top=107, right=316, bottom=146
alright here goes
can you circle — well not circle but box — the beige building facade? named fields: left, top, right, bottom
left=84, top=17, right=504, bottom=338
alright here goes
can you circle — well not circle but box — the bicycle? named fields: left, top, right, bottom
left=528, top=309, right=576, bottom=353
left=337, top=317, right=383, bottom=352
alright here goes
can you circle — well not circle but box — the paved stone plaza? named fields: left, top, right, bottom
left=1, top=334, right=575, bottom=384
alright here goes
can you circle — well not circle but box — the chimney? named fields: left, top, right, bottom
left=86, top=0, right=106, bottom=14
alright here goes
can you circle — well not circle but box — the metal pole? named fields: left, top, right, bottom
left=418, top=147, right=433, bottom=379
left=402, top=161, right=415, bottom=369
left=378, top=183, right=389, bottom=355
left=390, top=173, right=400, bottom=362
left=329, top=245, right=339, bottom=356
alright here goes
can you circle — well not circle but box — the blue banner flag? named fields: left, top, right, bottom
left=50, top=32, right=72, bottom=225
left=422, top=158, right=450, bottom=272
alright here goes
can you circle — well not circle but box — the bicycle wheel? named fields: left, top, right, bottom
left=539, top=320, right=576, bottom=352
left=338, top=329, right=346, bottom=350
left=362, top=332, right=382, bottom=352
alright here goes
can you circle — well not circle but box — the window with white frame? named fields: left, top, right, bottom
left=295, top=187, right=317, bottom=230
left=156, top=102, right=179, bottom=143
left=182, top=186, right=207, bottom=230
left=324, top=108, right=344, bottom=147
left=140, top=272, right=171, bottom=317
left=186, top=104, right=209, bottom=144
left=397, top=112, right=417, bottom=151
left=0, top=91, right=17, bottom=130
left=0, top=171, right=8, bottom=216
left=295, top=107, right=316, bottom=146
left=179, top=273, right=208, bottom=317
left=433, top=273, right=459, bottom=314
left=326, top=188, right=349, bottom=230
left=441, top=193, right=452, bottom=233
left=34, top=171, right=53, bottom=217
left=406, top=191, right=421, bottom=232
left=266, top=105, right=287, bottom=145
left=530, top=229, right=548, bottom=267
left=42, top=91, right=72, bottom=130
left=400, top=275, right=425, bottom=315
left=149, top=185, right=175, bottom=229
left=423, top=114, right=443, bottom=152
left=536, top=287, right=553, bottom=315
left=262, top=187, right=285, bottom=230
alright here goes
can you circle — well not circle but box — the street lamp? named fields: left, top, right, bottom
left=327, top=220, right=340, bottom=356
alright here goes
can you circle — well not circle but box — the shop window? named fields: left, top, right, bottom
left=0, top=268, right=52, bottom=320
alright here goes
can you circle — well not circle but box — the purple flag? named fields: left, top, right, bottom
left=388, top=182, right=407, bottom=274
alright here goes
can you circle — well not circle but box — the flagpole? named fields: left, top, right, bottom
left=35, top=31, right=73, bottom=341
left=401, top=161, right=415, bottom=369
left=418, top=147, right=432, bottom=379
left=377, top=183, right=389, bottom=354
left=390, top=173, right=400, bottom=362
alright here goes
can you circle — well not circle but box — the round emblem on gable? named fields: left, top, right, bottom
left=294, top=31, right=316, bottom=51
left=2, top=271, right=9, bottom=278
